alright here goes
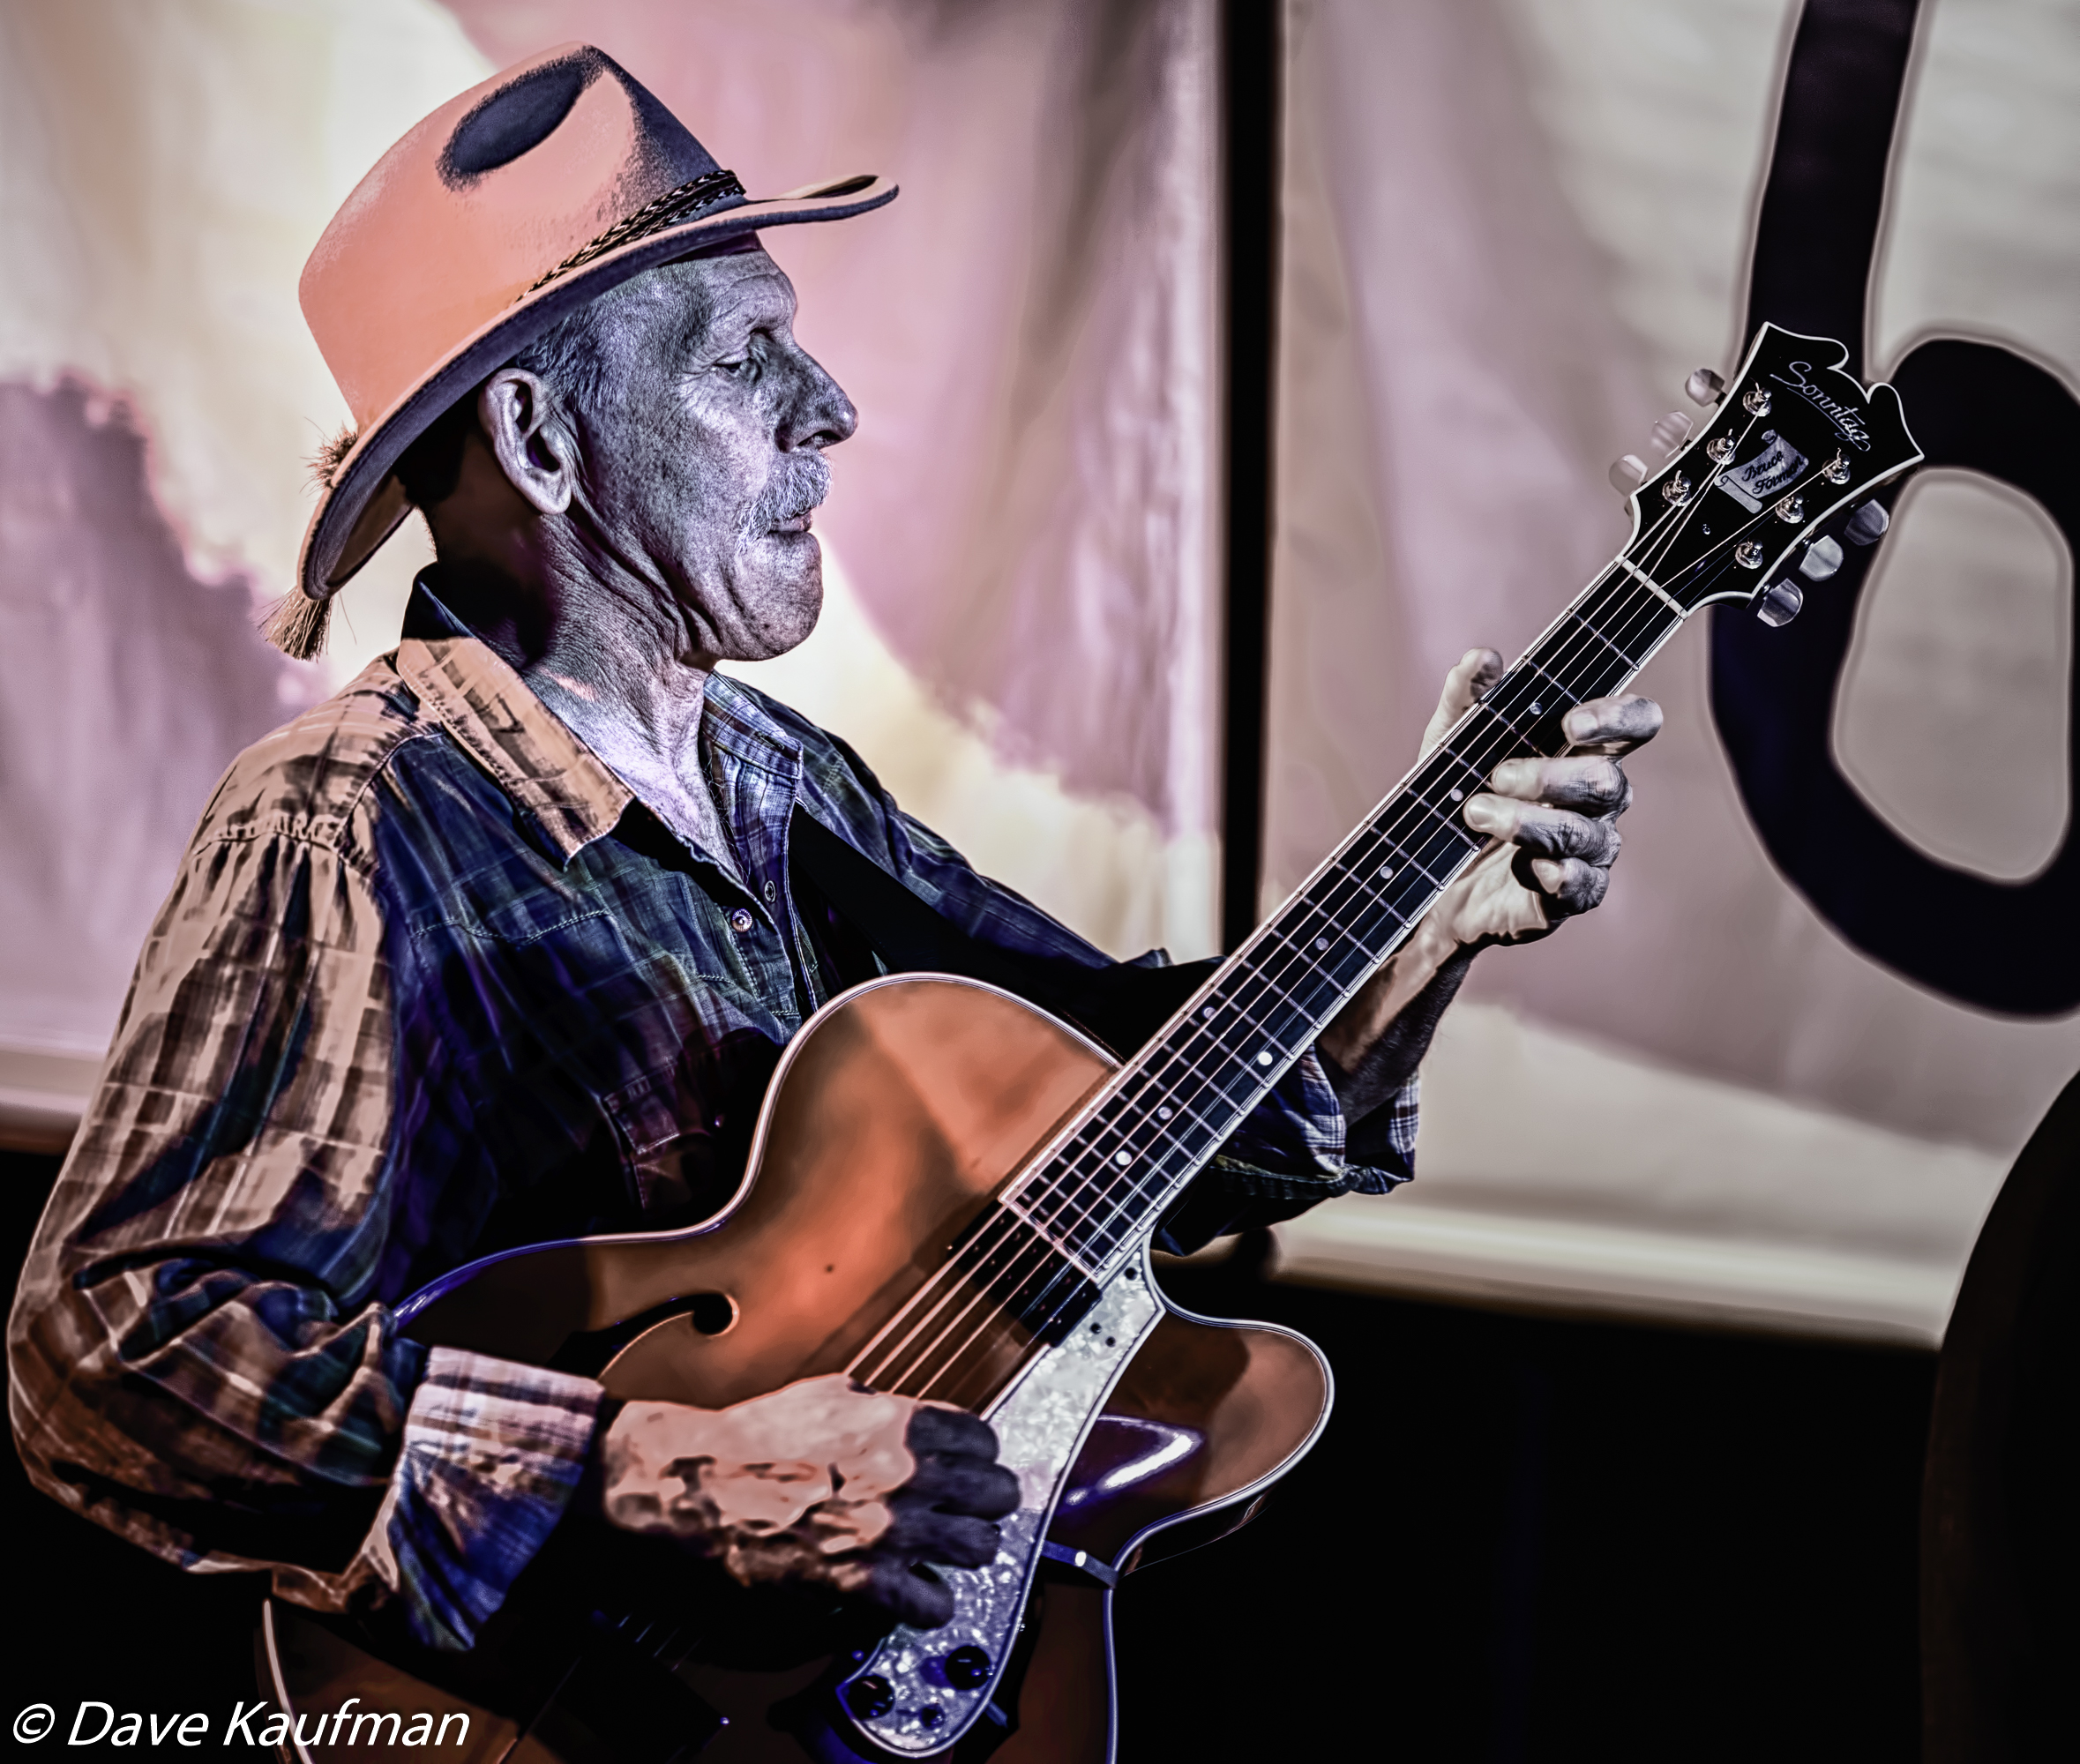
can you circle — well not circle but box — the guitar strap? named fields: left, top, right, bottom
left=787, top=804, right=1216, bottom=1061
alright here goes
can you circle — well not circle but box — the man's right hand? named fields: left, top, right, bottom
left=587, top=1373, right=1021, bottom=1629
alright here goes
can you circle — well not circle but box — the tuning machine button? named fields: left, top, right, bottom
left=845, top=1676, right=896, bottom=1719
left=1845, top=501, right=1890, bottom=545
left=1650, top=411, right=1693, bottom=456
left=1609, top=453, right=1649, bottom=494
left=943, top=1647, right=991, bottom=1690
left=1686, top=368, right=1726, bottom=405
left=1798, top=536, right=1844, bottom=582
left=1755, top=580, right=1805, bottom=627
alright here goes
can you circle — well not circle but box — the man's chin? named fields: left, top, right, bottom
left=723, top=574, right=823, bottom=664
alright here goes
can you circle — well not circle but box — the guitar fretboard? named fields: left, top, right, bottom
left=1005, top=560, right=1690, bottom=1271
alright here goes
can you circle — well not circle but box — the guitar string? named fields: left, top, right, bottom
left=876, top=579, right=1685, bottom=1400
left=849, top=564, right=1680, bottom=1395
left=865, top=554, right=1711, bottom=1398
left=856, top=422, right=1748, bottom=1369
left=864, top=434, right=1847, bottom=1397
left=916, top=499, right=1829, bottom=1396
left=1008, top=565, right=1673, bottom=1222
left=1000, top=456, right=1834, bottom=1268
left=994, top=392, right=1806, bottom=1270
left=902, top=405, right=1877, bottom=1394
left=853, top=555, right=1696, bottom=1394
left=1010, top=428, right=1839, bottom=1259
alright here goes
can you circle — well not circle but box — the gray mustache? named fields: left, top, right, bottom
left=752, top=455, right=830, bottom=528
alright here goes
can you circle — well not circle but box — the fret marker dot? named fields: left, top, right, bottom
left=1201, top=1006, right=1216, bottom=1020
left=1314, top=937, right=1329, bottom=952
left=1115, top=1149, right=1131, bottom=1166
left=1377, top=863, right=1394, bottom=879
left=1448, top=788, right=1463, bottom=802
left=1530, top=701, right=1543, bottom=714
left=1156, top=1105, right=1173, bottom=1119
left=1257, top=1050, right=1274, bottom=1066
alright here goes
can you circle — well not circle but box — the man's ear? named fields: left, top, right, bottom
left=477, top=369, right=575, bottom=516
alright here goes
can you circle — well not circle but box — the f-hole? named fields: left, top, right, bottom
left=686, top=1291, right=738, bottom=1335
left=547, top=1291, right=739, bottom=1375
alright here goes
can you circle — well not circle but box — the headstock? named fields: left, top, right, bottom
left=1612, top=325, right=1922, bottom=621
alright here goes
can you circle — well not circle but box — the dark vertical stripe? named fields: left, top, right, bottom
left=1744, top=0, right=1921, bottom=370
left=1219, top=0, right=1283, bottom=952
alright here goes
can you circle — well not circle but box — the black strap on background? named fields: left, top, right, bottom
left=787, top=806, right=1216, bottom=1060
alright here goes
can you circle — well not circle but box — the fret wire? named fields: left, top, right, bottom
left=1007, top=567, right=1690, bottom=1260
left=1039, top=750, right=1574, bottom=1243
left=1567, top=608, right=1639, bottom=670
left=914, top=542, right=1713, bottom=1325
left=1039, top=854, right=1455, bottom=1252
left=1042, top=730, right=1618, bottom=1253
left=1037, top=885, right=1433, bottom=1251
left=1023, top=811, right=1480, bottom=1239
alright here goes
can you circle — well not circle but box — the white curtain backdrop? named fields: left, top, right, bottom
left=3, top=0, right=2074, bottom=1342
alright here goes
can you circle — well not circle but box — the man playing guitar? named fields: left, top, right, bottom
left=8, top=46, right=1658, bottom=1747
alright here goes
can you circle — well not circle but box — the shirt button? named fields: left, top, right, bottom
left=762, top=879, right=776, bottom=903
left=729, top=908, right=755, bottom=935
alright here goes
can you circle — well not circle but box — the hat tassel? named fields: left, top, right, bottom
left=265, top=587, right=334, bottom=661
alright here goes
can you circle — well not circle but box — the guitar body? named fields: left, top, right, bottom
left=265, top=975, right=1332, bottom=1761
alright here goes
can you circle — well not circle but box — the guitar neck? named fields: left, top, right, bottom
left=1005, top=558, right=1686, bottom=1271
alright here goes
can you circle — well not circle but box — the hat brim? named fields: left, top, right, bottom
left=297, top=175, right=896, bottom=602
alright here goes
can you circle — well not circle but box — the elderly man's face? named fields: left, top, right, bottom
left=568, top=248, right=856, bottom=662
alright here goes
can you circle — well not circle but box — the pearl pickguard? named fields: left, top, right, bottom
left=835, top=1263, right=1161, bottom=1755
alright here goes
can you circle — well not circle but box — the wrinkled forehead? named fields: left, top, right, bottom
left=592, top=245, right=797, bottom=351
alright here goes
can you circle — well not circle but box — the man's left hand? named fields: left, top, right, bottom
left=1319, top=648, right=1660, bottom=1098
left=1425, top=647, right=1662, bottom=949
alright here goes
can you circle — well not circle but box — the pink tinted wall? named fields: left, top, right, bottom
left=0, top=380, right=309, bottom=1053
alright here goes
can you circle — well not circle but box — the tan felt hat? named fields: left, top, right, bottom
left=282, top=42, right=895, bottom=656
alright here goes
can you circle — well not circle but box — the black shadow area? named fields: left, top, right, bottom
left=1116, top=1256, right=1933, bottom=1763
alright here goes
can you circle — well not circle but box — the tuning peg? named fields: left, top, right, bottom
left=1609, top=453, right=1648, bottom=494
left=1686, top=368, right=1726, bottom=406
left=1845, top=502, right=1890, bottom=545
left=1650, top=411, right=1693, bottom=456
left=1798, top=536, right=1844, bottom=582
left=1755, top=579, right=1804, bottom=627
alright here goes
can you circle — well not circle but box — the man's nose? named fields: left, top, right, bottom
left=780, top=348, right=857, bottom=452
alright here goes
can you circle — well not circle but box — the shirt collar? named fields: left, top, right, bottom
left=393, top=576, right=632, bottom=863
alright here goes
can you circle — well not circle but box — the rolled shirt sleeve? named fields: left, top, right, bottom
left=6, top=796, right=596, bottom=1651
left=364, top=1349, right=602, bottom=1651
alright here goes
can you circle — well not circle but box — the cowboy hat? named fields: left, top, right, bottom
left=280, top=42, right=895, bottom=657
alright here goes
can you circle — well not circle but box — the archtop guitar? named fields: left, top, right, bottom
left=262, top=325, right=1922, bottom=1762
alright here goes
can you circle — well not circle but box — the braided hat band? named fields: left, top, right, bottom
left=520, top=168, right=748, bottom=300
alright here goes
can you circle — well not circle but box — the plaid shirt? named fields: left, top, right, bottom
left=8, top=579, right=1414, bottom=1652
